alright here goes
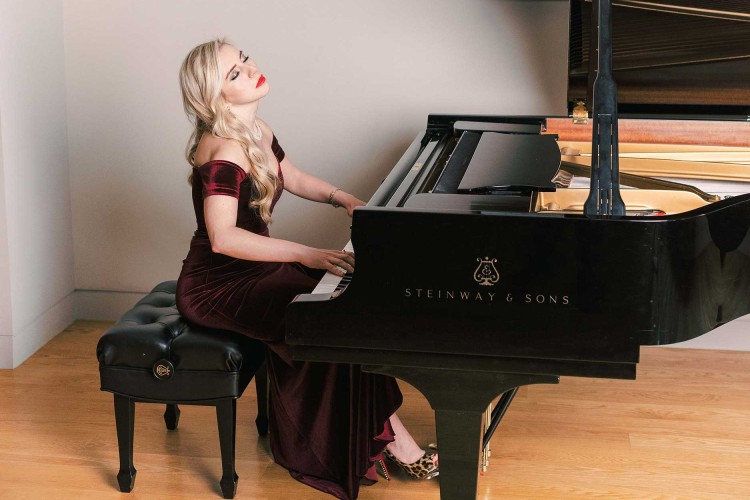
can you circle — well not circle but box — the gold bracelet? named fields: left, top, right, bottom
left=328, top=187, right=341, bottom=208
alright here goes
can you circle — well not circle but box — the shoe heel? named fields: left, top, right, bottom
left=384, top=449, right=439, bottom=480
left=377, top=459, right=391, bottom=481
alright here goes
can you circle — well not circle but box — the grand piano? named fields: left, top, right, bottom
left=287, top=1, right=750, bottom=498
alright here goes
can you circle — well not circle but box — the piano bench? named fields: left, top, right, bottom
left=95, top=280, right=269, bottom=499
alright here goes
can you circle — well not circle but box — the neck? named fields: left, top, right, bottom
left=231, top=101, right=260, bottom=129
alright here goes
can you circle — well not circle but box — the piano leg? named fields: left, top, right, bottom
left=434, top=407, right=484, bottom=499
left=363, top=365, right=558, bottom=500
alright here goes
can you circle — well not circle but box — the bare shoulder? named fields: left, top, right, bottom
left=211, top=140, right=250, bottom=173
left=194, top=134, right=250, bottom=173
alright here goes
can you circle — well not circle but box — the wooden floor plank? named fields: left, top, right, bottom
left=0, top=320, right=748, bottom=499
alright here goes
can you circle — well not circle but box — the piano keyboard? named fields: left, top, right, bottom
left=311, top=240, right=354, bottom=295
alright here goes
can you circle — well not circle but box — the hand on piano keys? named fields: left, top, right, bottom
left=311, top=240, right=354, bottom=298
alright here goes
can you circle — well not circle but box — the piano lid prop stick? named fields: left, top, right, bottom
left=584, top=0, right=626, bottom=217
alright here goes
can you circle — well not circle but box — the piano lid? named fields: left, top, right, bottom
left=568, top=0, right=750, bottom=118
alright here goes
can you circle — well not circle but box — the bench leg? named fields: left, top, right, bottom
left=216, top=398, right=238, bottom=499
left=164, top=404, right=181, bottom=430
left=114, top=394, right=137, bottom=492
left=254, top=361, right=269, bottom=436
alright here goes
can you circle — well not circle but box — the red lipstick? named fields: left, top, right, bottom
left=256, top=75, right=266, bottom=88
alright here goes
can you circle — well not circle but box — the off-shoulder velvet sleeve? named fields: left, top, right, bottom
left=195, top=160, right=247, bottom=199
left=271, top=134, right=285, bottom=163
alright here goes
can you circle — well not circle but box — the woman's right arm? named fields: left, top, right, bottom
left=204, top=194, right=354, bottom=276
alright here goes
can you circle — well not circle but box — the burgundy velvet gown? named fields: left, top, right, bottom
left=175, top=135, right=403, bottom=500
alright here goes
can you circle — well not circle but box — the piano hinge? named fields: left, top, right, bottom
left=572, top=101, right=589, bottom=125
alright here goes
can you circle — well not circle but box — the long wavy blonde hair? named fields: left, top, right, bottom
left=179, top=38, right=278, bottom=224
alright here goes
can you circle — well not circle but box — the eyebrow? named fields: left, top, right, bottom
left=225, top=50, right=244, bottom=80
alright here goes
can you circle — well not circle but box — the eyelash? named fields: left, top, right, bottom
left=231, top=54, right=251, bottom=81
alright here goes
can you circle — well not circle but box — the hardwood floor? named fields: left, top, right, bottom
left=0, top=320, right=748, bottom=499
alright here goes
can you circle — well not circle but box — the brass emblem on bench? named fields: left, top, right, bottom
left=153, top=359, right=174, bottom=380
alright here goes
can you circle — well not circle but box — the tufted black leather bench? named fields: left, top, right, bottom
left=96, top=280, right=268, bottom=499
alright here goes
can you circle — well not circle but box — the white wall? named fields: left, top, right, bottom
left=0, top=0, right=76, bottom=368
left=60, top=0, right=750, bottom=350
left=63, top=0, right=570, bottom=310
left=0, top=113, right=12, bottom=368
left=0, top=0, right=740, bottom=368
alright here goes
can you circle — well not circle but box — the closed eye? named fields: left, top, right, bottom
left=231, top=51, right=251, bottom=80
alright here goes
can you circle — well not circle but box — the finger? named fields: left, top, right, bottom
left=327, top=262, right=346, bottom=277
left=330, top=257, right=353, bottom=273
left=334, top=259, right=354, bottom=273
left=335, top=265, right=347, bottom=277
left=339, top=252, right=355, bottom=267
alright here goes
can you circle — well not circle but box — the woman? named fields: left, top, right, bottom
left=176, top=39, right=438, bottom=499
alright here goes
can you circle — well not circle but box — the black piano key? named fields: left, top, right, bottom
left=334, top=272, right=353, bottom=292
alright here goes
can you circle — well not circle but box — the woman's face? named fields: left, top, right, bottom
left=218, top=44, right=269, bottom=106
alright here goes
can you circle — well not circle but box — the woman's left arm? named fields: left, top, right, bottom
left=256, top=118, right=365, bottom=216
left=280, top=156, right=365, bottom=217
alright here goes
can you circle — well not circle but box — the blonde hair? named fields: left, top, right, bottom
left=179, top=38, right=278, bottom=224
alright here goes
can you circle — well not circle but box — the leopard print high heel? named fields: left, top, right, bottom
left=383, top=449, right=439, bottom=480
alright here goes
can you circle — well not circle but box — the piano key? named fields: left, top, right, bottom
left=311, top=240, right=354, bottom=295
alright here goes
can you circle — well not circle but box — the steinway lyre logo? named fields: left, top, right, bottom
left=474, top=257, right=500, bottom=286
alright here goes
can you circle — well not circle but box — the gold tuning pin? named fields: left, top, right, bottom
left=572, top=100, right=589, bottom=125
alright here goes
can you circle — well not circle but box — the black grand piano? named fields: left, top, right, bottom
left=287, top=1, right=750, bottom=498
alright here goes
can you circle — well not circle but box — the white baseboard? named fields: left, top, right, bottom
left=0, top=335, right=12, bottom=369
left=1, top=289, right=145, bottom=369
left=9, top=293, right=76, bottom=368
left=73, top=289, right=148, bottom=321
